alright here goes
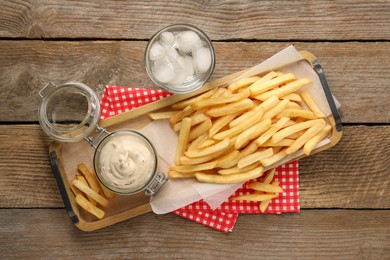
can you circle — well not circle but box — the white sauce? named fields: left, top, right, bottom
left=97, top=133, right=156, bottom=192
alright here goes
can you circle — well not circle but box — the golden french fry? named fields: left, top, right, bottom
left=148, top=111, right=177, bottom=120
left=168, top=170, right=196, bottom=179
left=235, top=118, right=272, bottom=149
left=303, top=124, right=332, bottom=155
left=197, top=138, right=218, bottom=149
left=262, top=98, right=289, bottom=120
left=263, top=168, right=276, bottom=184
left=254, top=78, right=312, bottom=101
left=205, top=99, right=254, bottom=118
left=271, top=119, right=325, bottom=143
left=282, top=93, right=302, bottom=102
left=260, top=138, right=295, bottom=147
left=250, top=73, right=295, bottom=96
left=180, top=148, right=228, bottom=165
left=215, top=150, right=240, bottom=168
left=76, top=175, right=97, bottom=206
left=213, top=107, right=264, bottom=140
left=192, top=89, right=249, bottom=110
left=187, top=134, right=208, bottom=152
left=170, top=161, right=217, bottom=173
left=261, top=149, right=288, bottom=167
left=285, top=122, right=325, bottom=154
left=229, top=103, right=263, bottom=128
left=170, top=105, right=195, bottom=126
left=175, top=117, right=192, bottom=165
left=77, top=163, right=101, bottom=195
left=173, top=112, right=209, bottom=132
left=171, top=88, right=218, bottom=110
left=237, top=148, right=273, bottom=169
left=286, top=101, right=302, bottom=110
left=218, top=162, right=260, bottom=175
left=72, top=179, right=109, bottom=207
left=248, top=182, right=283, bottom=193
left=75, top=194, right=105, bottom=219
left=185, top=138, right=230, bottom=158
left=300, top=90, right=326, bottom=118
left=228, top=76, right=262, bottom=92
left=255, top=117, right=290, bottom=146
left=277, top=108, right=318, bottom=120
left=195, top=166, right=264, bottom=184
left=232, top=193, right=278, bottom=202
left=98, top=183, right=116, bottom=199
left=209, top=113, right=238, bottom=137
left=189, top=119, right=212, bottom=142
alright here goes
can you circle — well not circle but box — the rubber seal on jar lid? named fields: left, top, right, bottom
left=38, top=82, right=101, bottom=142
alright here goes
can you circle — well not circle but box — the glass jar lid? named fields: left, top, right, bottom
left=38, top=82, right=101, bottom=142
left=93, top=130, right=158, bottom=195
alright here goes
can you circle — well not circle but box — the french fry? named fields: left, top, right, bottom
left=271, top=119, right=325, bottom=143
left=235, top=118, right=272, bottom=149
left=285, top=122, right=325, bottom=154
left=75, top=194, right=105, bottom=219
left=228, top=76, right=261, bottom=92
left=195, top=166, right=264, bottom=184
left=170, top=161, right=218, bottom=173
left=237, top=148, right=273, bottom=169
left=263, top=168, right=276, bottom=184
left=191, top=89, right=249, bottom=110
left=248, top=182, right=283, bottom=193
left=250, top=73, right=296, bottom=96
left=255, top=117, right=290, bottom=146
left=215, top=150, right=240, bottom=168
left=205, top=99, right=254, bottom=117
left=171, top=88, right=218, bottom=110
left=213, top=107, right=264, bottom=140
left=180, top=148, right=229, bottom=165
left=303, top=124, right=332, bottom=155
left=77, top=163, right=101, bottom=195
left=209, top=113, right=238, bottom=137
left=218, top=162, right=260, bottom=175
left=261, top=149, right=288, bottom=167
left=277, top=108, right=318, bottom=120
left=282, top=93, right=302, bottom=102
left=260, top=138, right=295, bottom=147
left=197, top=138, right=218, bottom=149
left=188, top=119, right=212, bottom=142
left=187, top=134, right=208, bottom=152
left=148, top=111, right=177, bottom=120
left=254, top=78, right=312, bottom=101
left=229, top=103, right=263, bottom=128
left=262, top=99, right=289, bottom=120
left=175, top=117, right=192, bottom=165
left=232, top=193, right=278, bottom=202
left=76, top=175, right=97, bottom=206
left=72, top=179, right=109, bottom=207
left=168, top=171, right=196, bottom=179
left=300, top=90, right=326, bottom=118
left=173, top=112, right=209, bottom=132
left=169, top=105, right=195, bottom=126
left=98, top=183, right=116, bottom=199
left=286, top=101, right=302, bottom=110
left=185, top=138, right=230, bottom=158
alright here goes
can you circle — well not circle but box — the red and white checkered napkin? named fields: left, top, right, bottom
left=100, top=86, right=300, bottom=233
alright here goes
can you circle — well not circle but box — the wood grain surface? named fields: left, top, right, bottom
left=0, top=0, right=389, bottom=40
left=0, top=41, right=389, bottom=123
left=0, top=125, right=389, bottom=209
left=0, top=209, right=389, bottom=259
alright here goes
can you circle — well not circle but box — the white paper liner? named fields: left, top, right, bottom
left=144, top=45, right=340, bottom=214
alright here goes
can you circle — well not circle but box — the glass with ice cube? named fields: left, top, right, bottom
left=145, top=24, right=215, bottom=94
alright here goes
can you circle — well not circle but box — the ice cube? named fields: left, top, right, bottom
left=167, top=47, right=180, bottom=60
left=183, top=56, right=194, bottom=78
left=152, top=56, right=176, bottom=84
left=193, top=46, right=212, bottom=73
left=149, top=42, right=166, bottom=61
left=176, top=30, right=201, bottom=54
left=159, top=31, right=175, bottom=48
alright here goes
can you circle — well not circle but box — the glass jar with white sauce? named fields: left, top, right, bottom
left=38, top=82, right=167, bottom=196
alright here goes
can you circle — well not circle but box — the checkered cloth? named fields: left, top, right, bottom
left=100, top=86, right=300, bottom=233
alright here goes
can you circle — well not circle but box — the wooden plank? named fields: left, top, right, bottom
left=1, top=0, right=390, bottom=40
left=0, top=41, right=389, bottom=123
left=0, top=209, right=389, bottom=259
left=0, top=125, right=389, bottom=209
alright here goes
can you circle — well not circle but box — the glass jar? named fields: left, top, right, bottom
left=38, top=82, right=167, bottom=196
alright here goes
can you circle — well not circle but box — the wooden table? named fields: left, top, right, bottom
left=1, top=1, right=389, bottom=258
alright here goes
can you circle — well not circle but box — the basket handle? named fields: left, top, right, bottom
left=312, top=59, right=343, bottom=132
left=49, top=151, right=79, bottom=224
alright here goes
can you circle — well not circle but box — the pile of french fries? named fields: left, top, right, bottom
left=149, top=71, right=332, bottom=186
left=70, top=163, right=116, bottom=219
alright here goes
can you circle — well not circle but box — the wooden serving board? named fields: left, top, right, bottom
left=49, top=50, right=342, bottom=231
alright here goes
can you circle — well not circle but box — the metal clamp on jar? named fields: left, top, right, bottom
left=38, top=82, right=167, bottom=196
